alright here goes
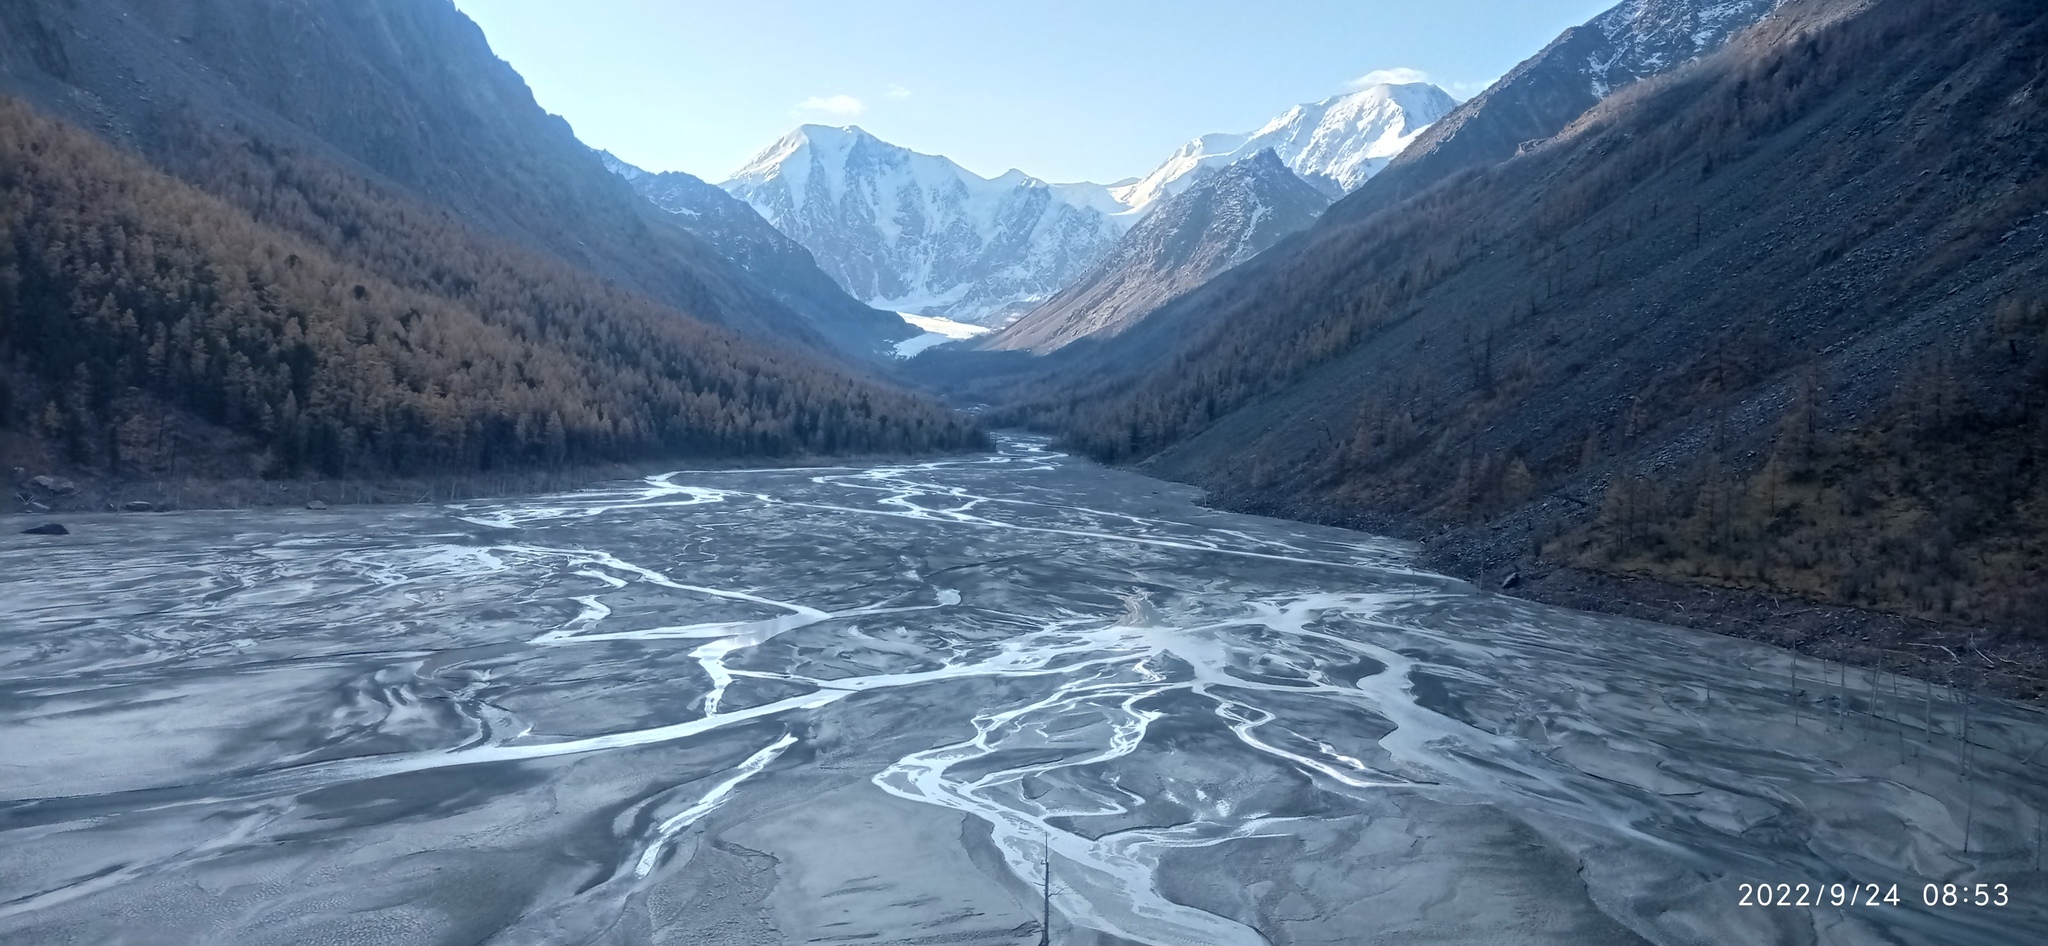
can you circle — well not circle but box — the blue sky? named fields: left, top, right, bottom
left=452, top=1, right=1617, bottom=184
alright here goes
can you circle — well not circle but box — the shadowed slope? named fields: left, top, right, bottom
left=0, top=0, right=905, bottom=357
left=989, top=152, right=1330, bottom=354
left=1009, top=0, right=2048, bottom=639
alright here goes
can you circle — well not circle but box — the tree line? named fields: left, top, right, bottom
left=0, top=95, right=984, bottom=478
left=1562, top=300, right=2048, bottom=636
left=989, top=0, right=2048, bottom=643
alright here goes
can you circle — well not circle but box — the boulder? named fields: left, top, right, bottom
left=28, top=475, right=77, bottom=495
left=123, top=501, right=154, bottom=512
left=306, top=500, right=329, bottom=510
left=21, top=523, right=68, bottom=535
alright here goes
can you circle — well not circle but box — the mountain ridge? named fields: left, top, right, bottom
left=0, top=0, right=984, bottom=482
left=720, top=81, right=1455, bottom=328
left=1114, top=82, right=1458, bottom=210
left=987, top=150, right=1332, bottom=354
left=0, top=0, right=914, bottom=359
left=1014, top=0, right=2048, bottom=648
left=1331, top=0, right=1786, bottom=226
left=720, top=124, right=1130, bottom=325
left=599, top=150, right=916, bottom=359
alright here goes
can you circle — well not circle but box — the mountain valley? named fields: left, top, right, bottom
left=717, top=81, right=1458, bottom=331
left=0, top=0, right=980, bottom=484
left=944, top=0, right=2048, bottom=690
left=2, top=1, right=2045, bottom=944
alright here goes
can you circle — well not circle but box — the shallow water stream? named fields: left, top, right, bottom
left=2, top=437, right=2044, bottom=945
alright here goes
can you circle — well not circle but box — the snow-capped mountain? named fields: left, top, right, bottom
left=599, top=150, right=915, bottom=357
left=1580, top=0, right=1787, bottom=97
left=717, top=85, right=1450, bottom=327
left=989, top=149, right=1332, bottom=354
left=720, top=125, right=1131, bottom=325
left=1114, top=83, right=1458, bottom=209
left=1348, top=0, right=1785, bottom=221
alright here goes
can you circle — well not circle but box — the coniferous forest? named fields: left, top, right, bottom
left=0, top=95, right=984, bottom=479
left=949, top=0, right=2048, bottom=661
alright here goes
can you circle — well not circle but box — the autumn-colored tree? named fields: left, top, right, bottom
left=0, top=95, right=984, bottom=476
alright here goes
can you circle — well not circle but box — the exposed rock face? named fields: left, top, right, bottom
left=717, top=86, right=1455, bottom=329
left=1336, top=0, right=1785, bottom=222
left=721, top=125, right=1130, bottom=325
left=1113, top=83, right=1457, bottom=208
left=989, top=151, right=1332, bottom=354
left=1004, top=0, right=2048, bottom=646
left=29, top=475, right=76, bottom=495
left=600, top=151, right=913, bottom=357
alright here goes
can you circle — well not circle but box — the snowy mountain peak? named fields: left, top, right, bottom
left=594, top=149, right=647, bottom=183
left=988, top=146, right=1332, bottom=353
left=597, top=148, right=916, bottom=356
left=719, top=125, right=1131, bottom=323
left=1221, top=146, right=1294, bottom=180
left=712, top=81, right=1451, bottom=325
left=1579, top=0, right=1786, bottom=96
left=1152, top=148, right=1331, bottom=270
left=1114, top=81, right=1457, bottom=211
left=740, top=123, right=876, bottom=161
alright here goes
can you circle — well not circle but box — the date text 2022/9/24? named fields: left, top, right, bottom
left=1739, top=882, right=2011, bottom=908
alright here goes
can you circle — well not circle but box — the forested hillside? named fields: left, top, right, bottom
left=1554, top=307, right=2048, bottom=632
left=994, top=0, right=2048, bottom=646
left=0, top=0, right=903, bottom=357
left=600, top=152, right=915, bottom=360
left=0, top=96, right=983, bottom=478
left=1340, top=0, right=1784, bottom=225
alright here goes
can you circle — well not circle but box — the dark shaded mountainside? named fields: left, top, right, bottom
left=986, top=149, right=1331, bottom=354
left=958, top=0, right=2048, bottom=684
left=0, top=0, right=981, bottom=485
left=598, top=150, right=915, bottom=359
left=919, top=0, right=1784, bottom=372
left=1345, top=0, right=1787, bottom=222
left=0, top=0, right=902, bottom=357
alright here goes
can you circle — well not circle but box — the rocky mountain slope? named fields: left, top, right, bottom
left=987, top=150, right=1331, bottom=354
left=1336, top=0, right=1785, bottom=223
left=720, top=125, right=1131, bottom=325
left=0, top=0, right=909, bottom=359
left=1006, top=0, right=2048, bottom=646
left=0, top=0, right=983, bottom=483
left=1114, top=82, right=1457, bottom=208
left=600, top=151, right=914, bottom=358
left=722, top=83, right=1454, bottom=329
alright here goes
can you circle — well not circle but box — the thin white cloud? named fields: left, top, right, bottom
left=1349, top=66, right=1432, bottom=89
left=1444, top=79, right=1495, bottom=102
left=794, top=94, right=865, bottom=118
left=886, top=84, right=912, bottom=100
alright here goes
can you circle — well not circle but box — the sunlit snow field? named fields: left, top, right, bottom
left=891, top=311, right=992, bottom=358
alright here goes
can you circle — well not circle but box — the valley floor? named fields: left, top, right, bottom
left=1182, top=488, right=2048, bottom=704
left=3, top=436, right=2044, bottom=945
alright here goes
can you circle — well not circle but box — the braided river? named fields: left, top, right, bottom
left=2, top=437, right=2044, bottom=945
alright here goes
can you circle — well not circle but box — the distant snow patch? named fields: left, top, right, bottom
left=892, top=312, right=991, bottom=359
